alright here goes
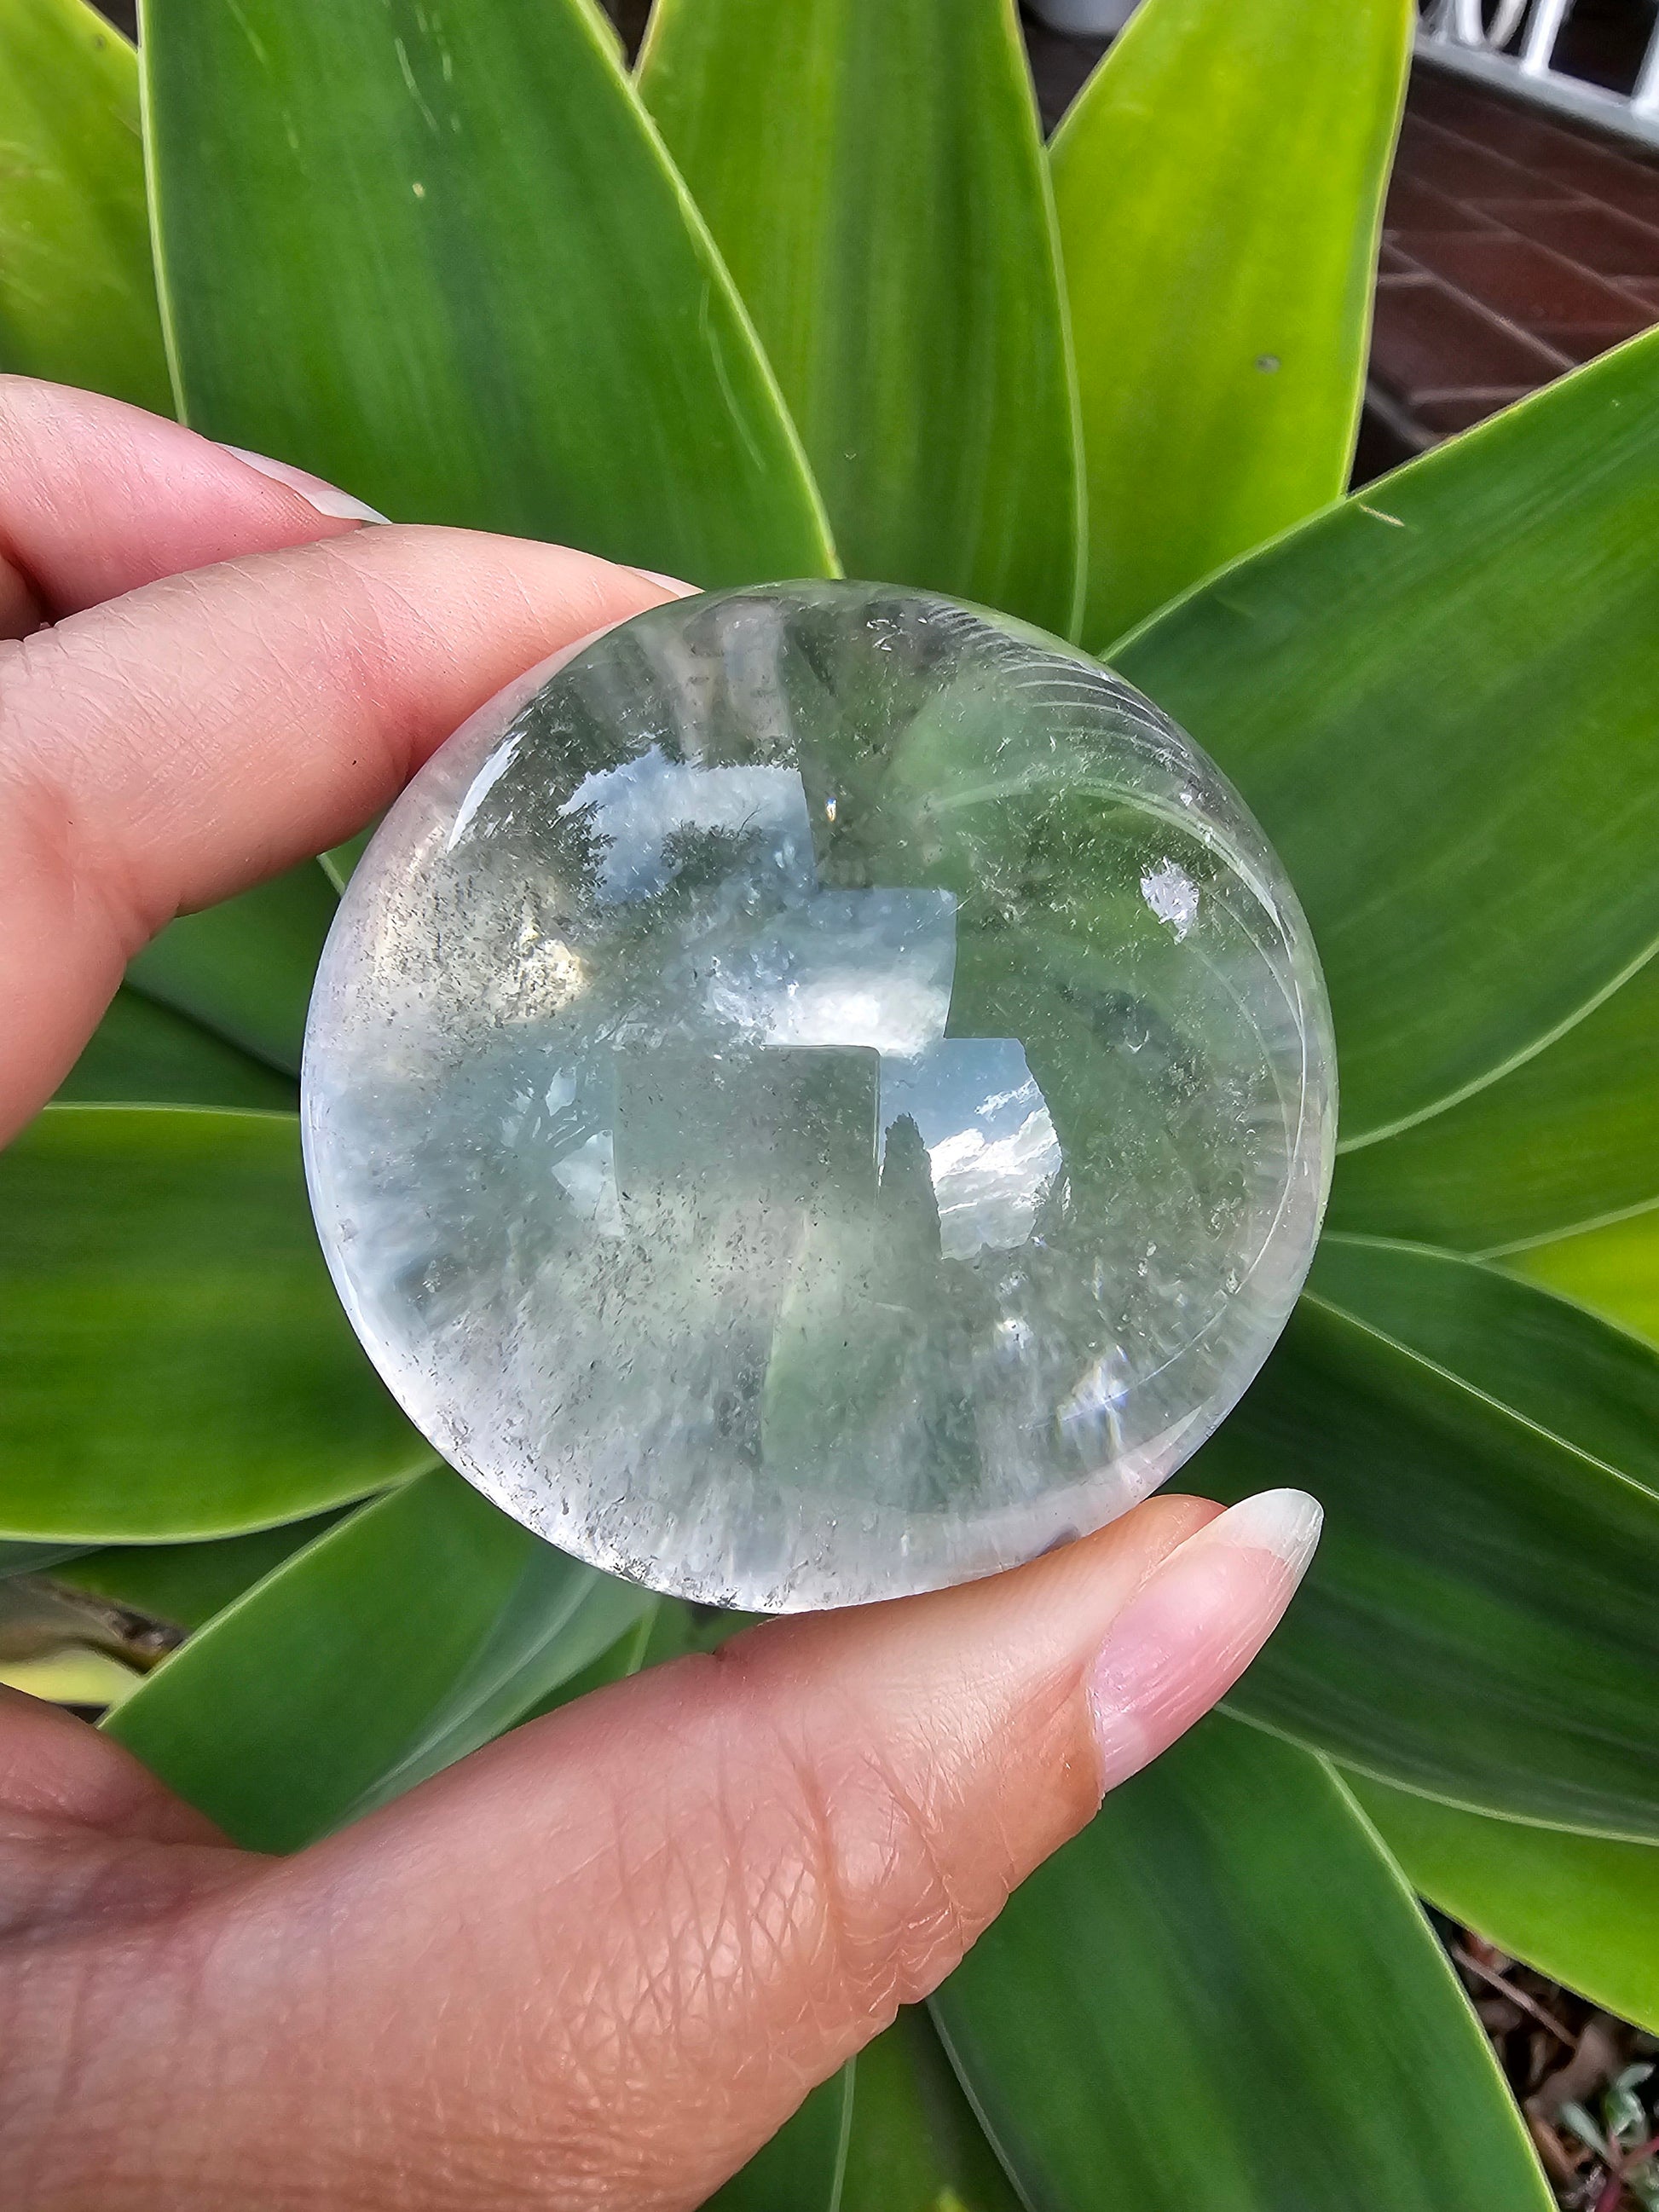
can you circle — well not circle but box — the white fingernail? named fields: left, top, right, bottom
left=628, top=565, right=699, bottom=598
left=222, top=444, right=389, bottom=523
left=1195, top=1488, right=1324, bottom=1576
left=1085, top=1489, right=1322, bottom=1792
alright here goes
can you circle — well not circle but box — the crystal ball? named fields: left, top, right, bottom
left=303, top=581, right=1335, bottom=1610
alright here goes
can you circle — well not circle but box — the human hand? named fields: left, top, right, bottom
left=0, top=379, right=1321, bottom=2210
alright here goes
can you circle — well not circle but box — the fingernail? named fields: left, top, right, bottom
left=1086, top=1488, right=1322, bottom=1793
left=1182, top=1487, right=1325, bottom=1577
left=628, top=565, right=699, bottom=598
left=221, top=444, right=389, bottom=524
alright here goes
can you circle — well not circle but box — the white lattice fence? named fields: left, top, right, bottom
left=1418, top=0, right=1659, bottom=149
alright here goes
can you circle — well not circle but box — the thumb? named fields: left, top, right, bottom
left=171, top=1487, right=1321, bottom=2209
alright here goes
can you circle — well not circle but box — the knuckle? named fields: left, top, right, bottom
left=770, top=1709, right=980, bottom=2015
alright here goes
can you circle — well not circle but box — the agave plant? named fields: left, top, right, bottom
left=3, top=0, right=1657, bottom=2201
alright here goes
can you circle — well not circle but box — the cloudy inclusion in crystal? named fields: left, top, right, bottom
left=302, top=582, right=1336, bottom=1610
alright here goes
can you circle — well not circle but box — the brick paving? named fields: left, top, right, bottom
left=1373, top=66, right=1659, bottom=457
left=1030, top=20, right=1659, bottom=469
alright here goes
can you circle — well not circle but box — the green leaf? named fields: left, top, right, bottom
left=319, top=827, right=376, bottom=896
left=1053, top=0, right=1408, bottom=645
left=516, top=1600, right=665, bottom=1721
left=1331, top=944, right=1659, bottom=1254
left=126, top=862, right=338, bottom=1078
left=2, top=1646, right=142, bottom=1710
left=1114, top=332, right=1659, bottom=1145
left=1196, top=1241, right=1659, bottom=1838
left=0, top=1540, right=86, bottom=1581
left=54, top=987, right=297, bottom=1111
left=142, top=0, right=834, bottom=584
left=0, top=1106, right=427, bottom=1541
left=0, top=0, right=171, bottom=412
left=517, top=1597, right=751, bottom=1730
left=702, top=2064, right=853, bottom=2212
left=1507, top=1209, right=1659, bottom=1349
left=1350, top=1772, right=1659, bottom=2039
left=107, top=1469, right=652, bottom=1849
left=1, top=1570, right=162, bottom=1672
left=841, top=2011, right=1020, bottom=2212
left=52, top=1510, right=351, bottom=1630
left=933, top=1716, right=1551, bottom=2212
left=639, top=0, right=1080, bottom=634
left=1311, top=1234, right=1659, bottom=1487
left=708, top=2013, right=1026, bottom=2212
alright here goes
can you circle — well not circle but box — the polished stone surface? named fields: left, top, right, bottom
left=303, top=582, right=1335, bottom=1608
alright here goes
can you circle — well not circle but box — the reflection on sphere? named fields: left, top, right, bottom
left=303, top=581, right=1335, bottom=1610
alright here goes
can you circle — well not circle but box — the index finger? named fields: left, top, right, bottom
left=0, top=376, right=371, bottom=632
left=0, top=512, right=679, bottom=1135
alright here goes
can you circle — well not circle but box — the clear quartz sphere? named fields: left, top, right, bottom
left=303, top=581, right=1335, bottom=1610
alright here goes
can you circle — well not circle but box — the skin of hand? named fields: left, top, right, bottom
left=0, top=377, right=1323, bottom=2211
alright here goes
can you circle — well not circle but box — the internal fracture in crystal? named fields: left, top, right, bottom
left=302, top=581, right=1336, bottom=1609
